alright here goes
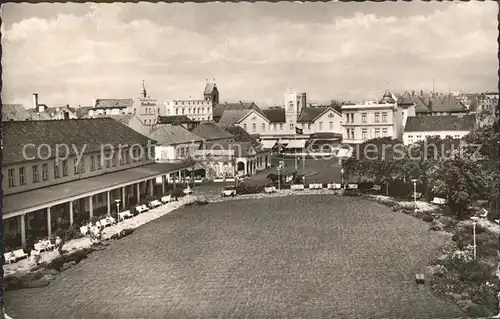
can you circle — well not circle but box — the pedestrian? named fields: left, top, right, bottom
left=55, top=236, right=63, bottom=255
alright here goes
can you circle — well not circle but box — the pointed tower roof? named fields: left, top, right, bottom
left=379, top=89, right=395, bottom=104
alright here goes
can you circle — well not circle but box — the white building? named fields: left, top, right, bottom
left=341, top=90, right=403, bottom=144
left=403, top=114, right=477, bottom=145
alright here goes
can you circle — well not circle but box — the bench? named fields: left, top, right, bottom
left=264, top=186, right=277, bottom=193
left=135, top=204, right=149, bottom=214
left=308, top=183, right=323, bottom=190
left=161, top=195, right=172, bottom=203
left=327, top=183, right=342, bottom=190
left=291, top=184, right=305, bottom=191
left=148, top=200, right=162, bottom=208
left=431, top=197, right=447, bottom=205
left=347, top=184, right=358, bottom=190
left=80, top=225, right=89, bottom=236
left=213, top=178, right=224, bottom=183
left=13, top=249, right=28, bottom=261
left=369, top=185, right=382, bottom=192
left=4, top=253, right=16, bottom=264
left=225, top=178, right=236, bottom=182
left=100, top=218, right=113, bottom=228
left=183, top=187, right=193, bottom=195
left=119, top=210, right=133, bottom=220
left=194, top=179, right=203, bottom=184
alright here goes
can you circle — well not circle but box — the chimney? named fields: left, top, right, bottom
left=32, top=93, right=39, bottom=109
left=93, top=97, right=97, bottom=107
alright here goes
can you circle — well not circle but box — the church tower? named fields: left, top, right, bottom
left=204, top=78, right=219, bottom=104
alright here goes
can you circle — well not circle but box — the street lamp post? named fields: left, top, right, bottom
left=412, top=179, right=418, bottom=213
left=340, top=168, right=345, bottom=189
left=277, top=161, right=283, bottom=191
left=115, top=199, right=121, bottom=223
left=471, top=216, right=479, bottom=260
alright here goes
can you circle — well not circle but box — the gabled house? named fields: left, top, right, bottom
left=148, top=125, right=204, bottom=163
left=213, top=101, right=263, bottom=123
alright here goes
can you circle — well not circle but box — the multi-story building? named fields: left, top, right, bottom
left=2, top=118, right=194, bottom=251
left=476, top=92, right=499, bottom=114
left=341, top=90, right=403, bottom=144
left=403, top=114, right=477, bottom=145
left=149, top=125, right=204, bottom=163
left=414, top=93, right=469, bottom=117
left=212, top=101, right=262, bottom=123
left=163, top=79, right=217, bottom=121
left=217, top=90, right=343, bottom=152
left=133, top=81, right=163, bottom=127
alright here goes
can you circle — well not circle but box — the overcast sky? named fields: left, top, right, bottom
left=1, top=2, right=498, bottom=108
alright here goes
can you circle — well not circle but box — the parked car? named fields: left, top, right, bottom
left=221, top=185, right=237, bottom=197
left=183, top=186, right=193, bottom=195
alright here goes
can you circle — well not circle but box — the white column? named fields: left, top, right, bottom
left=47, top=207, right=52, bottom=237
left=136, top=183, right=141, bottom=202
left=122, top=187, right=126, bottom=207
left=20, top=214, right=26, bottom=249
left=106, top=191, right=111, bottom=214
left=89, top=195, right=94, bottom=217
left=69, top=201, right=74, bottom=226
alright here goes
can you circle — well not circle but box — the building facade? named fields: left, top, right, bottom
left=341, top=90, right=402, bottom=144
left=3, top=119, right=194, bottom=251
left=163, top=80, right=217, bottom=121
left=403, top=114, right=477, bottom=145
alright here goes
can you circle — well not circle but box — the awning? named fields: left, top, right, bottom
left=260, top=139, right=277, bottom=149
left=286, top=139, right=306, bottom=149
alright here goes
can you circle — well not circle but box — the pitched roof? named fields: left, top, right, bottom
left=157, top=115, right=195, bottom=125
left=415, top=95, right=468, bottom=113
left=413, top=95, right=430, bottom=113
left=2, top=104, right=32, bottom=121
left=223, top=125, right=260, bottom=148
left=297, top=107, right=335, bottom=123
left=75, top=106, right=93, bottom=118
left=379, top=90, right=396, bottom=104
left=213, top=102, right=262, bottom=119
left=397, top=91, right=415, bottom=105
left=202, top=141, right=255, bottom=157
left=190, top=121, right=234, bottom=140
left=148, top=124, right=203, bottom=145
left=91, top=114, right=135, bottom=125
left=3, top=119, right=153, bottom=165
left=217, top=110, right=252, bottom=126
left=95, top=99, right=133, bottom=108
left=404, top=115, right=477, bottom=132
left=262, top=108, right=286, bottom=123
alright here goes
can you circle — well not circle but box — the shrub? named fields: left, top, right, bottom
left=110, top=228, right=135, bottom=240
left=422, top=214, right=434, bottom=223
left=430, top=220, right=445, bottom=231
left=55, top=225, right=83, bottom=242
left=46, top=248, right=94, bottom=271
left=235, top=183, right=265, bottom=195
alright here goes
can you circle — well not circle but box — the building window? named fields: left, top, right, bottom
left=261, top=123, right=265, bottom=132
left=112, top=153, right=117, bottom=167
left=243, top=123, right=247, bottom=131
left=273, top=123, right=277, bottom=130
left=351, top=129, right=355, bottom=139
left=345, top=113, right=350, bottom=123
left=308, top=123, right=311, bottom=130
left=97, top=155, right=102, bottom=169
left=252, top=123, right=256, bottom=132
left=417, top=135, right=422, bottom=139
left=90, top=156, right=96, bottom=171
left=375, top=128, right=380, bottom=138
left=279, top=123, right=283, bottom=131
left=382, top=128, right=388, bottom=137
left=329, top=122, right=333, bottom=130
left=8, top=168, right=15, bottom=187
left=350, top=114, right=354, bottom=122
left=42, top=163, right=48, bottom=181
left=319, top=122, right=323, bottom=130
left=182, top=109, right=185, bottom=115
left=362, top=113, right=367, bottom=123
left=54, top=162, right=61, bottom=178
left=454, top=134, right=460, bottom=139
left=106, top=155, right=112, bottom=168
left=382, top=112, right=387, bottom=123
left=119, top=150, right=124, bottom=165
left=375, top=113, right=380, bottom=123
left=362, top=128, right=367, bottom=139
left=289, top=123, right=294, bottom=130
left=19, top=167, right=26, bottom=185
left=175, top=108, right=179, bottom=115
left=32, top=165, right=39, bottom=183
